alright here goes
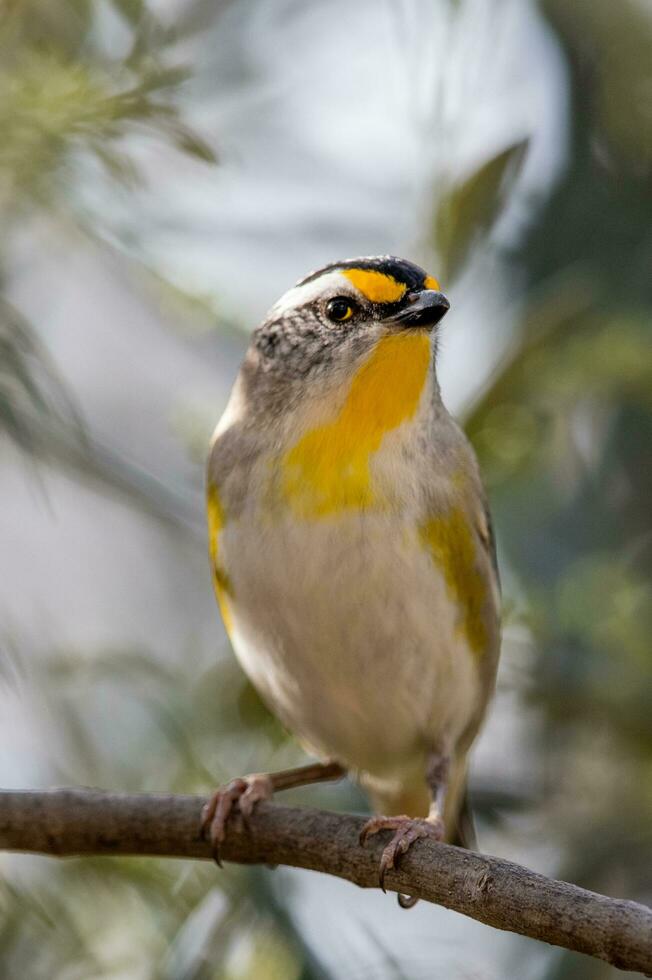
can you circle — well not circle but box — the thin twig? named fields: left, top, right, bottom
left=0, top=789, right=650, bottom=974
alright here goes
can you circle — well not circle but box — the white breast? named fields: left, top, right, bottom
left=220, top=509, right=482, bottom=782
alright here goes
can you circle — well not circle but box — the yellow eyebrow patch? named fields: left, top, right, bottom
left=419, top=506, right=488, bottom=657
left=282, top=331, right=431, bottom=518
left=342, top=268, right=407, bottom=303
left=423, top=275, right=440, bottom=291
left=206, top=482, right=233, bottom=634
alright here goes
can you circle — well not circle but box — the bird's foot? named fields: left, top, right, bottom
left=201, top=774, right=273, bottom=866
left=359, top=814, right=445, bottom=893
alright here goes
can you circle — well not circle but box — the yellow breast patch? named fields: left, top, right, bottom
left=342, top=268, right=407, bottom=303
left=419, top=506, right=488, bottom=657
left=281, top=331, right=431, bottom=518
left=206, top=482, right=233, bottom=634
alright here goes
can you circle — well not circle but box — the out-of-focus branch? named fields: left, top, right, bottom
left=1, top=789, right=650, bottom=975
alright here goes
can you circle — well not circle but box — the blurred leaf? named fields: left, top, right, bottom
left=110, top=0, right=146, bottom=26
left=169, top=125, right=218, bottom=164
left=545, top=0, right=652, bottom=174
left=0, top=8, right=216, bottom=218
left=435, top=138, right=528, bottom=280
left=0, top=298, right=82, bottom=454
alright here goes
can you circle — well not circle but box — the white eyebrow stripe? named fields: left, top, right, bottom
left=268, top=271, right=356, bottom=317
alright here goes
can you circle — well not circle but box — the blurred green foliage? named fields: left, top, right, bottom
left=0, top=0, right=215, bottom=214
left=1, top=0, right=651, bottom=978
left=0, top=0, right=217, bottom=531
left=435, top=138, right=528, bottom=282
left=460, top=3, right=652, bottom=975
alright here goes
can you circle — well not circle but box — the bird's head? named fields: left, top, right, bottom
left=214, top=257, right=451, bottom=505
left=249, top=256, right=449, bottom=388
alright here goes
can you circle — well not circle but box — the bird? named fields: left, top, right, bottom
left=201, top=255, right=501, bottom=903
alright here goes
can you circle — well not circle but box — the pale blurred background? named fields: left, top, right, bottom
left=0, top=1, right=651, bottom=977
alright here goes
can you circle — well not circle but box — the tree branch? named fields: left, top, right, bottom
left=1, top=789, right=650, bottom=974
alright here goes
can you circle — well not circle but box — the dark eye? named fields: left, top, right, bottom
left=326, top=297, right=356, bottom=322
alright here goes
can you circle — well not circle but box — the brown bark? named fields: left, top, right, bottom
left=0, top=788, right=650, bottom=974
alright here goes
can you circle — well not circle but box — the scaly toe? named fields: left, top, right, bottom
left=238, top=774, right=273, bottom=830
left=359, top=814, right=410, bottom=847
left=359, top=815, right=445, bottom=891
left=201, top=778, right=248, bottom=866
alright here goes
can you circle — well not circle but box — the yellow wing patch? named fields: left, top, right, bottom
left=420, top=506, right=488, bottom=657
left=282, top=332, right=431, bottom=518
left=423, top=275, right=440, bottom=291
left=206, top=482, right=234, bottom=634
left=343, top=268, right=408, bottom=303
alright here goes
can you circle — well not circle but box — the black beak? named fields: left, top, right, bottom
left=388, top=289, right=450, bottom=329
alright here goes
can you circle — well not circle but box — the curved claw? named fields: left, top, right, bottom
left=201, top=774, right=273, bottom=867
left=358, top=823, right=373, bottom=847
left=201, top=778, right=248, bottom=867
left=397, top=893, right=419, bottom=909
left=359, top=814, right=445, bottom=894
left=378, top=847, right=392, bottom=893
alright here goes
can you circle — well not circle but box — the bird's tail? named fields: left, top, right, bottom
left=447, top=781, right=476, bottom=849
left=444, top=757, right=476, bottom=850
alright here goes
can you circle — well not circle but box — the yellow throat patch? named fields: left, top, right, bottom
left=281, top=331, right=431, bottom=518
